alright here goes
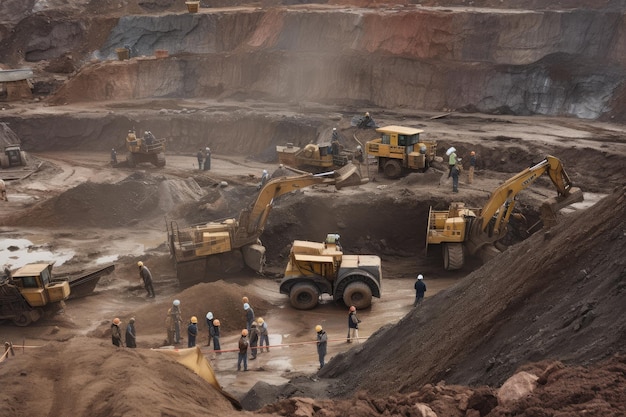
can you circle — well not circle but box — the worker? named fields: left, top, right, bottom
left=212, top=319, right=221, bottom=352
left=110, top=148, right=117, bottom=165
left=0, top=179, right=7, bottom=202
left=205, top=311, right=215, bottom=346
left=187, top=316, right=198, bottom=348
left=331, top=128, right=340, bottom=155
left=243, top=302, right=255, bottom=333
left=347, top=306, right=360, bottom=343
left=316, top=324, right=328, bottom=370
left=258, top=317, right=269, bottom=352
left=137, top=261, right=155, bottom=298
left=196, top=149, right=204, bottom=170
left=249, top=320, right=259, bottom=360
left=468, top=151, right=476, bottom=184
left=358, top=111, right=372, bottom=129
left=451, top=162, right=460, bottom=193
left=354, top=145, right=364, bottom=174
left=446, top=147, right=457, bottom=178
left=257, top=169, right=269, bottom=190
left=125, top=317, right=137, bottom=348
left=203, top=147, right=211, bottom=171
left=414, top=274, right=427, bottom=307
left=111, top=318, right=123, bottom=347
left=169, top=299, right=183, bottom=344
left=144, top=130, right=155, bottom=146
left=237, top=329, right=249, bottom=371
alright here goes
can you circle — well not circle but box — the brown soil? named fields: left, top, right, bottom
left=1, top=0, right=626, bottom=416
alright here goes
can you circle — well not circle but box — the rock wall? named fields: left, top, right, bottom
left=47, top=7, right=626, bottom=120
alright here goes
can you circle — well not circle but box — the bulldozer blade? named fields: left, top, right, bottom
left=333, top=163, right=366, bottom=189
left=540, top=187, right=584, bottom=228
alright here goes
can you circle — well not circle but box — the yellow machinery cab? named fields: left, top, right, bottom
left=11, top=263, right=70, bottom=307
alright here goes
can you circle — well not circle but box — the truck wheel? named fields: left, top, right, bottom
left=156, top=152, right=166, bottom=167
left=383, top=160, right=403, bottom=179
left=443, top=243, right=464, bottom=270
left=342, top=281, right=372, bottom=310
left=289, top=283, right=319, bottom=310
left=12, top=312, right=33, bottom=327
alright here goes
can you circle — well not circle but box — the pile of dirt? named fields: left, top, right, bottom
left=0, top=122, right=20, bottom=147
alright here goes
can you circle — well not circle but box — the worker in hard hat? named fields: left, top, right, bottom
left=468, top=150, right=476, bottom=184
left=414, top=274, right=427, bottom=307
left=196, top=149, right=204, bottom=170
left=354, top=145, right=364, bottom=175
left=137, top=261, right=155, bottom=298
left=446, top=147, right=457, bottom=178
left=203, top=146, right=211, bottom=171
left=331, top=128, right=340, bottom=155
left=249, top=320, right=260, bottom=360
left=125, top=318, right=137, bottom=348
left=243, top=302, right=255, bottom=334
left=316, top=325, right=328, bottom=369
left=257, top=169, right=269, bottom=190
left=205, top=311, right=215, bottom=346
left=111, top=318, right=123, bottom=347
left=187, top=316, right=198, bottom=348
left=110, top=148, right=117, bottom=165
left=237, top=329, right=250, bottom=371
left=165, top=299, right=183, bottom=345
left=257, top=317, right=269, bottom=352
left=212, top=319, right=221, bottom=352
left=347, top=306, right=361, bottom=343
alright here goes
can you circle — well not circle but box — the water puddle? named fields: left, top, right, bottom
left=0, top=238, right=75, bottom=269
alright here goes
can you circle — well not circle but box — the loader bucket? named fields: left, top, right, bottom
left=333, top=163, right=366, bottom=189
left=540, top=187, right=584, bottom=228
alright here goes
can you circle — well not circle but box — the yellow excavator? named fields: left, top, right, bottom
left=426, top=155, right=584, bottom=270
left=166, top=164, right=366, bottom=285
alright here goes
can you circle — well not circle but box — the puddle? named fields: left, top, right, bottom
left=0, top=238, right=75, bottom=269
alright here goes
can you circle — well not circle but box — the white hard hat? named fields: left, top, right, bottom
left=418, top=274, right=424, bottom=280
left=263, top=170, right=268, bottom=174
left=173, top=299, right=180, bottom=306
left=446, top=147, right=456, bottom=156
left=206, top=311, right=213, bottom=320
left=356, top=145, right=362, bottom=150
left=279, top=164, right=284, bottom=168
left=333, top=127, right=337, bottom=131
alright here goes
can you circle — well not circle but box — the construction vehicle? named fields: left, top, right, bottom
left=276, top=143, right=353, bottom=173
left=426, top=155, right=584, bottom=270
left=0, top=263, right=115, bottom=326
left=125, top=130, right=166, bottom=167
left=166, top=164, right=365, bottom=286
left=0, top=144, right=27, bottom=168
left=279, top=233, right=382, bottom=310
left=365, top=125, right=437, bottom=179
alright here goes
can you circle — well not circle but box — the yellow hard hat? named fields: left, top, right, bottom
left=213, top=319, right=220, bottom=326
left=315, top=325, right=322, bottom=332
left=257, top=317, right=264, bottom=324
left=137, top=261, right=143, bottom=267
left=191, top=316, right=198, bottom=323
left=242, top=329, right=248, bottom=336
left=113, top=318, right=121, bottom=325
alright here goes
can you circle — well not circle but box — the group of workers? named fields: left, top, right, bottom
left=446, top=147, right=477, bottom=192
left=196, top=146, right=212, bottom=170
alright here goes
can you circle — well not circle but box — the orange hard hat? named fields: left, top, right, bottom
left=213, top=319, right=220, bottom=326
left=242, top=329, right=248, bottom=336
left=242, top=296, right=249, bottom=303
left=113, top=318, right=121, bottom=325
left=470, top=151, right=476, bottom=155
left=349, top=306, right=356, bottom=312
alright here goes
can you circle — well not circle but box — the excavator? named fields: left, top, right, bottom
left=426, top=155, right=584, bottom=270
left=166, top=164, right=366, bottom=286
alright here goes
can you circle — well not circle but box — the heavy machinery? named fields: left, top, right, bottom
left=166, top=164, right=365, bottom=286
left=0, top=144, right=27, bottom=168
left=426, top=155, right=584, bottom=270
left=0, top=263, right=115, bottom=326
left=125, top=130, right=166, bottom=167
left=279, top=233, right=382, bottom=310
left=276, top=142, right=353, bottom=173
left=365, top=125, right=437, bottom=179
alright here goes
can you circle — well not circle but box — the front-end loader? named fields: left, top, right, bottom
left=166, top=164, right=366, bottom=286
left=426, top=155, right=584, bottom=270
left=124, top=130, right=166, bottom=167
left=279, top=233, right=382, bottom=310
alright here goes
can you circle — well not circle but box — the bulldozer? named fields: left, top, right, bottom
left=365, top=125, right=437, bottom=179
left=279, top=233, right=382, bottom=310
left=0, top=144, right=27, bottom=168
left=166, top=164, right=366, bottom=286
left=425, top=155, right=584, bottom=270
left=276, top=142, right=353, bottom=173
left=124, top=130, right=166, bottom=167
left=0, top=263, right=115, bottom=326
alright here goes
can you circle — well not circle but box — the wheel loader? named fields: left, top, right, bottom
left=279, top=233, right=382, bottom=310
left=166, top=164, right=366, bottom=286
left=426, top=155, right=584, bottom=270
left=124, top=130, right=166, bottom=167
left=276, top=142, right=353, bottom=173
left=365, top=125, right=437, bottom=179
left=0, top=144, right=27, bottom=168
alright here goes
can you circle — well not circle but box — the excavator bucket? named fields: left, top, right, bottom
left=333, top=163, right=366, bottom=189
left=540, top=187, right=584, bottom=228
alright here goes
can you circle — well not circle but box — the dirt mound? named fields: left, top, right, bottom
left=316, top=186, right=626, bottom=398
left=0, top=123, right=20, bottom=147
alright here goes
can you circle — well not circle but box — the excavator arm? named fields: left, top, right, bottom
left=467, top=155, right=582, bottom=253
